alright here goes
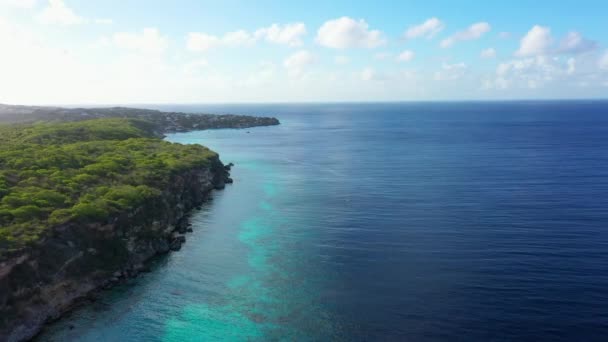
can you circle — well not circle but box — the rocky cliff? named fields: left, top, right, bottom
left=0, top=156, right=231, bottom=342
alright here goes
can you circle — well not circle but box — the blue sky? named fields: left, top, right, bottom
left=1, top=0, right=607, bottom=104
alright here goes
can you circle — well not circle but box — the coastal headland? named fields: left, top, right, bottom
left=0, top=105, right=279, bottom=341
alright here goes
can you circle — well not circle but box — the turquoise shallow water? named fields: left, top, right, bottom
left=39, top=120, right=344, bottom=341
left=39, top=102, right=608, bottom=341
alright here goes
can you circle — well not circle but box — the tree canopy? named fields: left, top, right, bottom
left=0, top=118, right=216, bottom=257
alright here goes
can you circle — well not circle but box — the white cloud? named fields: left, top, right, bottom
left=0, top=17, right=104, bottom=103
left=237, top=62, right=278, bottom=87
left=36, top=0, right=84, bottom=25
left=600, top=51, right=608, bottom=70
left=360, top=67, right=375, bottom=81
left=0, top=0, right=37, bottom=8
left=396, top=50, right=415, bottom=62
left=487, top=56, right=576, bottom=89
left=558, top=31, right=597, bottom=54
left=3, top=11, right=607, bottom=105
left=283, top=50, right=316, bottom=77
left=358, top=68, right=413, bottom=82
left=35, top=0, right=111, bottom=26
left=360, top=67, right=385, bottom=81
left=186, top=32, right=220, bottom=52
left=94, top=18, right=112, bottom=25
left=222, top=30, right=256, bottom=47
left=113, top=28, right=168, bottom=54
left=89, top=36, right=111, bottom=49
left=440, top=22, right=490, bottom=48
left=567, top=58, right=576, bottom=75
left=0, top=17, right=413, bottom=103
left=374, top=52, right=391, bottom=60
left=255, top=23, right=306, bottom=47
left=516, top=26, right=597, bottom=57
left=186, top=31, right=254, bottom=51
left=434, top=62, right=467, bottom=81
left=316, top=16, right=385, bottom=49
left=499, top=32, right=511, bottom=39
left=334, top=55, right=350, bottom=65
left=404, top=17, right=444, bottom=39
left=187, top=23, right=305, bottom=52
left=481, top=48, right=496, bottom=59
left=284, top=50, right=316, bottom=68
left=182, top=59, right=209, bottom=75
left=515, top=25, right=552, bottom=57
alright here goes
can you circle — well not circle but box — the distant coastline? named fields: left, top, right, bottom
left=0, top=104, right=280, bottom=134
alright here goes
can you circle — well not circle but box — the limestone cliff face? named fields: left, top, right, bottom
left=0, top=156, right=230, bottom=342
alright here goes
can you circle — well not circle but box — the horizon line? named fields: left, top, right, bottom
left=3, top=98, right=608, bottom=108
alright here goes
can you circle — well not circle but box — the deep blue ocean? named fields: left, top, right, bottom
left=39, top=101, right=608, bottom=341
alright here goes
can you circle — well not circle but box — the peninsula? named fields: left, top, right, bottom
left=0, top=106, right=280, bottom=341
left=0, top=104, right=280, bottom=134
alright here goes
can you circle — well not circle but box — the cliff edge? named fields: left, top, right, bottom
left=0, top=118, right=236, bottom=341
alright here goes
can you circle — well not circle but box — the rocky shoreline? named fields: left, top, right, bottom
left=0, top=157, right=234, bottom=342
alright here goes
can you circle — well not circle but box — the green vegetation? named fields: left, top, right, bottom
left=0, top=118, right=217, bottom=256
left=0, top=103, right=281, bottom=131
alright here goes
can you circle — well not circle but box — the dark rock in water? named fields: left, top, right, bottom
left=87, top=293, right=99, bottom=303
left=224, top=162, right=234, bottom=171
left=176, top=219, right=190, bottom=234
left=157, top=239, right=170, bottom=254
left=186, top=227, right=193, bottom=233
left=69, top=325, right=75, bottom=330
left=226, top=177, right=234, bottom=184
left=169, top=241, right=182, bottom=251
left=170, top=235, right=186, bottom=251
